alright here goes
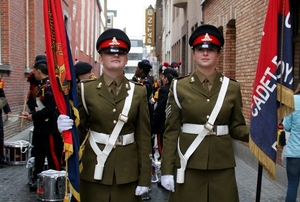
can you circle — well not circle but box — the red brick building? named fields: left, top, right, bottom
left=0, top=0, right=105, bottom=139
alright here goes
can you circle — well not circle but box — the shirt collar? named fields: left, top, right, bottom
left=103, top=73, right=124, bottom=87
left=196, top=69, right=217, bottom=84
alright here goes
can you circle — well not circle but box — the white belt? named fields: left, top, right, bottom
left=182, top=123, right=229, bottom=136
left=90, top=131, right=135, bottom=146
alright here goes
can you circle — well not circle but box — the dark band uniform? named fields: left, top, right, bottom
left=161, top=24, right=249, bottom=202
left=31, top=76, right=62, bottom=179
left=152, top=68, right=178, bottom=154
left=77, top=29, right=152, bottom=202
left=0, top=79, right=11, bottom=163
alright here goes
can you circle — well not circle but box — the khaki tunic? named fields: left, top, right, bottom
left=77, top=75, right=152, bottom=201
left=161, top=71, right=249, bottom=202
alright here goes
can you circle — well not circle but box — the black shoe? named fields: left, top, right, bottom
left=0, top=161, right=8, bottom=168
left=157, top=181, right=163, bottom=188
left=29, top=181, right=37, bottom=191
left=0, top=161, right=8, bottom=165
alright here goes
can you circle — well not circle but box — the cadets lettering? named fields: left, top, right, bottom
left=251, top=55, right=293, bottom=117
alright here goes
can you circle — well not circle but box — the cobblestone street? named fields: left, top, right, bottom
left=0, top=156, right=292, bottom=202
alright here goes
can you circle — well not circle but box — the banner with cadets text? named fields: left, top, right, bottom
left=43, top=0, right=80, bottom=201
left=250, top=0, right=293, bottom=180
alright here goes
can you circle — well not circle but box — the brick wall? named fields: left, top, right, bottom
left=0, top=0, right=103, bottom=139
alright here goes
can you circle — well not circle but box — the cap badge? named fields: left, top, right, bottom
left=109, top=37, right=120, bottom=46
left=125, top=83, right=129, bottom=89
left=190, top=77, right=195, bottom=83
left=201, top=33, right=213, bottom=42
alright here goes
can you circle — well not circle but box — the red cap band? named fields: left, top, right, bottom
left=193, top=33, right=221, bottom=47
left=98, top=38, right=129, bottom=51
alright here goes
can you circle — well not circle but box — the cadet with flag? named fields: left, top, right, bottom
left=58, top=28, right=152, bottom=202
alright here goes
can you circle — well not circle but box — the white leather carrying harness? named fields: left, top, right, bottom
left=173, top=76, right=229, bottom=183
left=81, top=81, right=135, bottom=180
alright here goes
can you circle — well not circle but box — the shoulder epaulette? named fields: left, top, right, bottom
left=229, top=78, right=238, bottom=82
left=130, top=80, right=143, bottom=86
left=172, top=75, right=187, bottom=83
left=80, top=78, right=97, bottom=83
left=219, top=73, right=238, bottom=83
left=177, top=75, right=189, bottom=80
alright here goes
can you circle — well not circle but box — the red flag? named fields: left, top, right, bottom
left=43, top=0, right=80, bottom=200
left=250, top=0, right=293, bottom=179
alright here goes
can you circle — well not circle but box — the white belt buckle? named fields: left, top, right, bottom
left=119, top=113, right=128, bottom=123
left=115, top=136, right=123, bottom=146
left=204, top=122, right=216, bottom=135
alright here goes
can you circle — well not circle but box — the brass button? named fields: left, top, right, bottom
left=113, top=109, right=116, bottom=112
left=207, top=99, right=210, bottom=102
left=206, top=115, right=210, bottom=119
left=113, top=120, right=117, bottom=124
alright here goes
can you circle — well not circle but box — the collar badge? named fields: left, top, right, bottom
left=97, top=82, right=102, bottom=88
left=190, top=77, right=195, bottom=82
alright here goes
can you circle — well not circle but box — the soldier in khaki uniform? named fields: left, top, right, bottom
left=58, top=29, right=152, bottom=202
left=160, top=24, right=249, bottom=202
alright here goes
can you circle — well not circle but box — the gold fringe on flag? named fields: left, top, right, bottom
left=63, top=149, right=80, bottom=201
left=69, top=100, right=80, bottom=126
left=78, top=130, right=90, bottom=173
left=277, top=83, right=295, bottom=122
left=249, top=136, right=276, bottom=180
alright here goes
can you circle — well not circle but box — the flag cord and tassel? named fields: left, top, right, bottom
left=278, top=0, right=285, bottom=123
left=64, top=159, right=70, bottom=202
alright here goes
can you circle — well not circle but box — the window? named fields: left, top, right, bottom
left=128, top=53, right=143, bottom=60
left=130, top=40, right=143, bottom=47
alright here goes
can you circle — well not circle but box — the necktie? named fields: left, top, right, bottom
left=203, top=78, right=210, bottom=93
left=111, top=81, right=117, bottom=99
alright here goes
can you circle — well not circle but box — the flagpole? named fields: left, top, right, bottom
left=255, top=163, right=263, bottom=202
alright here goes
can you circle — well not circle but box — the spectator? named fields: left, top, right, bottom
left=282, top=83, right=300, bottom=202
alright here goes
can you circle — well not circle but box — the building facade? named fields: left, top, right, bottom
left=124, top=39, right=144, bottom=80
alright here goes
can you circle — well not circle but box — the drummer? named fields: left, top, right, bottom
left=22, top=55, right=63, bottom=190
left=0, top=78, right=11, bottom=165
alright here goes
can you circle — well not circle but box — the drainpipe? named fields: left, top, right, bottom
left=0, top=12, right=3, bottom=65
left=26, top=0, right=30, bottom=70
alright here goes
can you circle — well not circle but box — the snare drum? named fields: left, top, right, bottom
left=28, top=126, right=34, bottom=145
left=37, top=169, right=66, bottom=202
left=4, top=140, right=29, bottom=165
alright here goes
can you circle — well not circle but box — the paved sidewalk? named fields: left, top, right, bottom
left=0, top=156, right=288, bottom=202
